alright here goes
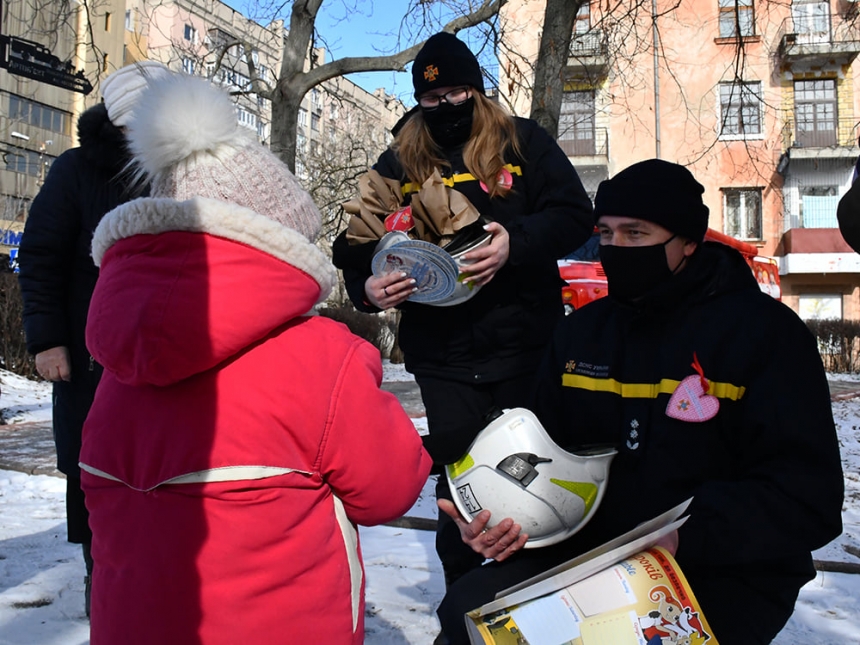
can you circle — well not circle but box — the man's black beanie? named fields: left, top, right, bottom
left=412, top=32, right=485, bottom=99
left=593, top=159, right=710, bottom=243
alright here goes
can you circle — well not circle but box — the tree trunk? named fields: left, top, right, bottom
left=270, top=88, right=301, bottom=172
left=529, top=0, right=581, bottom=138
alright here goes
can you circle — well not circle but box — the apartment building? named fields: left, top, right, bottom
left=0, top=0, right=125, bottom=256
left=293, top=46, right=404, bottom=209
left=500, top=0, right=860, bottom=320
left=124, top=0, right=282, bottom=144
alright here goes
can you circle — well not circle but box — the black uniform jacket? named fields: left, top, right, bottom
left=18, top=104, right=142, bottom=476
left=333, top=117, right=593, bottom=383
left=532, top=242, right=844, bottom=636
left=838, top=174, right=860, bottom=253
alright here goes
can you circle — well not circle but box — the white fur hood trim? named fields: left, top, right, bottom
left=93, top=196, right=336, bottom=302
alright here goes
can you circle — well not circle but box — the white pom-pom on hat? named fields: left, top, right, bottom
left=128, top=73, right=244, bottom=178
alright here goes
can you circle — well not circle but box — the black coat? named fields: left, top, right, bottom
left=532, top=242, right=844, bottom=640
left=837, top=172, right=860, bottom=253
left=333, top=117, right=594, bottom=383
left=18, top=104, right=142, bottom=476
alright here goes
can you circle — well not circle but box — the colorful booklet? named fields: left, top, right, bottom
left=465, top=499, right=719, bottom=645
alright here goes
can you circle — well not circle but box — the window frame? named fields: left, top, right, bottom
left=723, top=187, right=763, bottom=240
left=718, top=81, right=764, bottom=140
left=718, top=0, right=755, bottom=38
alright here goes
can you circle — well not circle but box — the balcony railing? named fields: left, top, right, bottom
left=782, top=116, right=859, bottom=151
left=558, top=126, right=608, bottom=159
left=777, top=6, right=860, bottom=62
left=568, top=31, right=608, bottom=59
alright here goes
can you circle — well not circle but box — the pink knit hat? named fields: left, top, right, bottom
left=126, top=73, right=321, bottom=243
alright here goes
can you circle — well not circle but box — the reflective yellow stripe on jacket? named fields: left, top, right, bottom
left=561, top=374, right=746, bottom=401
left=400, top=163, right=523, bottom=195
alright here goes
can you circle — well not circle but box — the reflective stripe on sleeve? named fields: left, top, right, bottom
left=561, top=374, right=746, bottom=401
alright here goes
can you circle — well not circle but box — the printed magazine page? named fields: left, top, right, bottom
left=465, top=547, right=717, bottom=645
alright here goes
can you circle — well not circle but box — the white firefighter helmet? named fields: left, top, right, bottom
left=446, top=408, right=616, bottom=549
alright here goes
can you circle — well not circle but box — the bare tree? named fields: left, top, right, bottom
left=528, top=0, right=582, bottom=138
left=259, top=0, right=505, bottom=171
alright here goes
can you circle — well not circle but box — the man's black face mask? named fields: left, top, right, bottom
left=598, top=235, right=683, bottom=302
left=421, top=97, right=474, bottom=149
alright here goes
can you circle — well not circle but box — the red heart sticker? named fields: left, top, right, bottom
left=479, top=168, right=514, bottom=193
left=385, top=206, right=414, bottom=232
left=666, top=375, right=719, bottom=422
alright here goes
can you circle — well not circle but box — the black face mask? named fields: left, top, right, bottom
left=421, top=97, right=474, bottom=148
left=598, top=235, right=683, bottom=302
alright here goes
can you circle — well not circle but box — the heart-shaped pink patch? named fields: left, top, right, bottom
left=666, top=375, right=719, bottom=422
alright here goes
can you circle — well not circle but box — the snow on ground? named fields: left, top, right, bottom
left=1, top=365, right=859, bottom=644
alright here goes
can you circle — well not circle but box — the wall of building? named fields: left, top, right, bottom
left=1, top=0, right=125, bottom=257
left=500, top=0, right=860, bottom=320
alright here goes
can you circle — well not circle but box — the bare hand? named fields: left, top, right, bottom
left=459, top=222, right=510, bottom=288
left=364, top=272, right=416, bottom=309
left=438, top=498, right=528, bottom=561
left=35, top=346, right=71, bottom=382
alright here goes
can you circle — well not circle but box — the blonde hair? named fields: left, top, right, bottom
left=393, top=91, right=523, bottom=198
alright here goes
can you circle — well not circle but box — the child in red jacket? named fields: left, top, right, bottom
left=80, top=72, right=432, bottom=645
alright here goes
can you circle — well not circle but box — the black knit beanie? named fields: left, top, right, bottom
left=593, top=159, right=710, bottom=243
left=412, top=32, right=485, bottom=98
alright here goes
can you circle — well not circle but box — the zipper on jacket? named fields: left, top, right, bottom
left=88, top=355, right=94, bottom=372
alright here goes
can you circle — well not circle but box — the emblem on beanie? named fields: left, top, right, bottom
left=424, top=65, right=439, bottom=82
left=666, top=353, right=719, bottom=423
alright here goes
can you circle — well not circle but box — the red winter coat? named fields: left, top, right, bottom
left=80, top=196, right=432, bottom=645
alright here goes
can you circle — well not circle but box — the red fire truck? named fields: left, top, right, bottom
left=559, top=229, right=781, bottom=314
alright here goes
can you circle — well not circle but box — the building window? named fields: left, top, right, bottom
left=791, top=0, right=830, bottom=45
left=8, top=95, right=71, bottom=136
left=311, top=112, right=320, bottom=132
left=125, top=10, right=133, bottom=31
left=182, top=58, right=195, bottom=75
left=719, top=0, right=755, bottom=38
left=794, top=79, right=836, bottom=148
left=558, top=91, right=596, bottom=156
left=723, top=188, right=762, bottom=239
left=105, top=12, right=112, bottom=32
left=298, top=108, right=307, bottom=130
left=236, top=107, right=257, bottom=130
left=5, top=149, right=53, bottom=178
left=719, top=81, right=762, bottom=137
left=574, top=3, right=590, bottom=33
left=296, top=133, right=307, bottom=154
left=799, top=185, right=838, bottom=228
left=798, top=294, right=842, bottom=320
left=184, top=24, right=198, bottom=44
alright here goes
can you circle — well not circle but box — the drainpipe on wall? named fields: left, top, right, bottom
left=652, top=0, right=661, bottom=159
left=71, top=0, right=88, bottom=147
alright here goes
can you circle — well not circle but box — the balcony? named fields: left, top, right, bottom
left=781, top=116, right=859, bottom=160
left=776, top=227, right=860, bottom=274
left=557, top=126, right=609, bottom=168
left=565, top=30, right=609, bottom=78
left=777, top=6, right=860, bottom=64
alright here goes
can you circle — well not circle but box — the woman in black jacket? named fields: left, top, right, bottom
left=18, top=61, right=168, bottom=617
left=332, top=32, right=593, bottom=589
